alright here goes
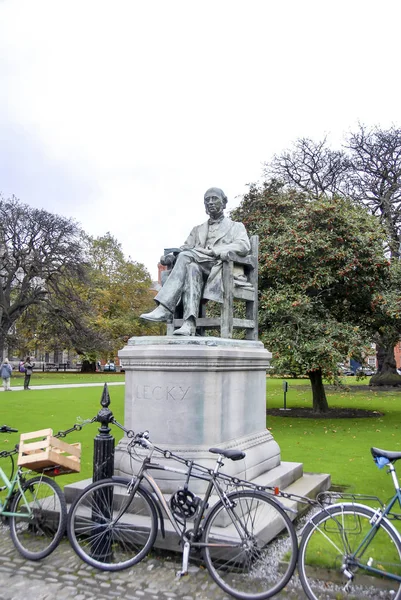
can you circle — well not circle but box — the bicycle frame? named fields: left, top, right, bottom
left=124, top=444, right=265, bottom=574
left=129, top=450, right=240, bottom=539
left=329, top=463, right=401, bottom=583
left=0, top=465, right=35, bottom=518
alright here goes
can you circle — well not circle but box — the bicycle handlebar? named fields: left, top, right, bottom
left=0, top=425, right=18, bottom=433
left=131, top=430, right=151, bottom=448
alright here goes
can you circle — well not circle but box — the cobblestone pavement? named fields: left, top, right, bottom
left=0, top=523, right=307, bottom=600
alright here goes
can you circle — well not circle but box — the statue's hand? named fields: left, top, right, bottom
left=196, top=247, right=215, bottom=257
left=219, top=250, right=230, bottom=261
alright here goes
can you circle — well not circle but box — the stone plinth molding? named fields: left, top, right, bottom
left=115, top=336, right=280, bottom=492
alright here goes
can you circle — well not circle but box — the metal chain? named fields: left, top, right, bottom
left=52, top=415, right=136, bottom=440
left=273, top=489, right=320, bottom=507
left=110, top=418, right=135, bottom=437
left=49, top=417, right=324, bottom=510
left=54, top=416, right=97, bottom=438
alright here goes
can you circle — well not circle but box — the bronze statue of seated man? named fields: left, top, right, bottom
left=140, top=187, right=251, bottom=336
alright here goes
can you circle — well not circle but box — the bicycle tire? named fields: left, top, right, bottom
left=202, top=489, right=298, bottom=600
left=298, top=502, right=401, bottom=600
left=67, top=477, right=158, bottom=571
left=9, top=475, right=67, bottom=560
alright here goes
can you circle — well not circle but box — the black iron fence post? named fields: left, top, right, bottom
left=92, top=383, right=115, bottom=562
left=93, top=383, right=115, bottom=482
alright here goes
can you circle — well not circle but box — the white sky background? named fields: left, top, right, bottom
left=1, top=0, right=400, bottom=280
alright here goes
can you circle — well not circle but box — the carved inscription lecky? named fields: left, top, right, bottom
left=135, top=385, right=191, bottom=401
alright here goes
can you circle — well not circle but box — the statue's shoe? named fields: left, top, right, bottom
left=140, top=305, right=171, bottom=322
left=173, top=320, right=196, bottom=336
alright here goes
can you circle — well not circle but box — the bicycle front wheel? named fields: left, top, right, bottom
left=9, top=475, right=67, bottom=560
left=298, top=503, right=401, bottom=600
left=202, top=489, right=298, bottom=600
left=67, top=477, right=158, bottom=571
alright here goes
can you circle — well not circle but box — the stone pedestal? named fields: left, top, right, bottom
left=115, top=336, right=280, bottom=492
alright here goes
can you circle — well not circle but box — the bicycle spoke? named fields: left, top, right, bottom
left=299, top=504, right=401, bottom=600
left=203, top=490, right=298, bottom=600
left=9, top=476, right=67, bottom=560
left=67, top=479, right=157, bottom=571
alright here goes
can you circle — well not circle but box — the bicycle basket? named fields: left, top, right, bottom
left=18, top=429, right=81, bottom=475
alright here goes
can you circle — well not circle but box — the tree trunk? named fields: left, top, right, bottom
left=370, top=332, right=401, bottom=386
left=376, top=336, right=398, bottom=373
left=308, top=368, right=329, bottom=413
left=0, top=319, right=11, bottom=361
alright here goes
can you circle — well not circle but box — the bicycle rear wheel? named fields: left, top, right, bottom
left=67, top=477, right=158, bottom=571
left=298, top=502, right=401, bottom=600
left=9, top=475, right=67, bottom=560
left=202, top=489, right=298, bottom=600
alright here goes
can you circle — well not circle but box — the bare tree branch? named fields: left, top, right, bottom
left=265, top=137, right=349, bottom=198
left=0, top=195, right=85, bottom=355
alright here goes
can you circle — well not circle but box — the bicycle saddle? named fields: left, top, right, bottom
left=209, top=448, right=246, bottom=461
left=371, top=447, right=401, bottom=462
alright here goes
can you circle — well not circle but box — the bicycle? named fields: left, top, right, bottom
left=298, top=446, right=401, bottom=599
left=0, top=424, right=67, bottom=560
left=67, top=427, right=298, bottom=600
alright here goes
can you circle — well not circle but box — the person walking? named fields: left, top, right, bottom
left=23, top=356, right=34, bottom=390
left=0, top=358, right=12, bottom=392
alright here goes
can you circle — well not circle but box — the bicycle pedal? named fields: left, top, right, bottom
left=342, top=567, right=354, bottom=580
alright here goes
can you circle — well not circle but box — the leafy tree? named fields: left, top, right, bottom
left=232, top=183, right=389, bottom=412
left=81, top=233, right=160, bottom=361
left=15, top=233, right=160, bottom=370
left=0, top=195, right=85, bottom=358
left=13, top=278, right=109, bottom=363
left=1, top=196, right=158, bottom=369
left=265, top=125, right=401, bottom=384
left=362, top=261, right=401, bottom=385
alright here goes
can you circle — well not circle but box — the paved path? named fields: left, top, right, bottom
left=0, top=523, right=307, bottom=600
left=0, top=382, right=125, bottom=392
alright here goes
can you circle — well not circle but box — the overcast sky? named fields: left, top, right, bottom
left=1, top=0, right=400, bottom=280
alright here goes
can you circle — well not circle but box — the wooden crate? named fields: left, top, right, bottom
left=18, top=428, right=81, bottom=475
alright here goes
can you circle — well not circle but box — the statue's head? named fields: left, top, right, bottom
left=204, top=188, right=227, bottom=221
left=204, top=187, right=228, bottom=208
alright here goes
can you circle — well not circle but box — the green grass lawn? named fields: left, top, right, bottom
left=0, top=384, right=125, bottom=489
left=9, top=372, right=125, bottom=386
left=266, top=376, right=401, bottom=573
left=266, top=376, right=401, bottom=502
left=2, top=375, right=401, bottom=504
